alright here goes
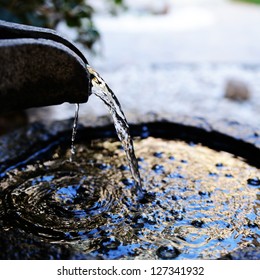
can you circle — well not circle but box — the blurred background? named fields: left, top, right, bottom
left=1, top=0, right=260, bottom=129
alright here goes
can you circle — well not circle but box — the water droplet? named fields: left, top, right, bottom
left=121, top=178, right=135, bottom=187
left=247, top=222, right=258, bottom=229
left=167, top=173, right=184, bottom=179
left=100, top=237, right=121, bottom=251
left=96, top=163, right=111, bottom=170
left=172, top=195, right=179, bottom=201
left=152, top=164, right=165, bottom=174
left=247, top=178, right=260, bottom=187
left=209, top=172, right=218, bottom=177
left=137, top=157, right=145, bottom=162
left=118, top=164, right=130, bottom=171
left=153, top=152, right=163, bottom=158
left=191, top=220, right=205, bottom=228
left=170, top=210, right=184, bottom=221
left=198, top=191, right=211, bottom=197
left=156, top=245, right=180, bottom=260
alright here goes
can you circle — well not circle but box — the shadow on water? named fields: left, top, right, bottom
left=0, top=121, right=260, bottom=259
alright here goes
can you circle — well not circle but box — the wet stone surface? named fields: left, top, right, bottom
left=0, top=133, right=260, bottom=259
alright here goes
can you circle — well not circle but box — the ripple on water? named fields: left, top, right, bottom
left=1, top=160, right=121, bottom=241
left=0, top=137, right=260, bottom=259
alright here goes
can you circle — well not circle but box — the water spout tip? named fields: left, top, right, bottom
left=0, top=20, right=91, bottom=113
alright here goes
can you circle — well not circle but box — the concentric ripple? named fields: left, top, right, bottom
left=1, top=160, right=119, bottom=240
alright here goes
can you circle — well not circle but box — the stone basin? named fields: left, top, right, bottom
left=0, top=114, right=259, bottom=260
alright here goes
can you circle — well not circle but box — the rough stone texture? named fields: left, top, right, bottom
left=0, top=21, right=91, bottom=113
left=131, top=112, right=260, bottom=151
left=0, top=121, right=71, bottom=176
left=0, top=111, right=28, bottom=135
left=0, top=20, right=88, bottom=64
left=0, top=114, right=259, bottom=176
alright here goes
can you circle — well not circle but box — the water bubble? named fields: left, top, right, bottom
left=191, top=220, right=205, bottom=228
left=152, top=165, right=165, bottom=174
left=172, top=195, right=179, bottom=201
left=167, top=173, right=184, bottom=179
left=100, top=237, right=121, bottom=251
left=170, top=210, right=184, bottom=221
left=209, top=172, right=218, bottom=177
left=118, top=164, right=130, bottom=171
left=121, top=178, right=135, bottom=187
left=96, top=163, right=111, bottom=170
left=247, top=222, right=258, bottom=229
left=247, top=178, right=260, bottom=187
left=153, top=152, right=163, bottom=158
left=156, top=245, right=180, bottom=260
left=198, top=191, right=211, bottom=197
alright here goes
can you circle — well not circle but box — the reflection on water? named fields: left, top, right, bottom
left=0, top=137, right=259, bottom=259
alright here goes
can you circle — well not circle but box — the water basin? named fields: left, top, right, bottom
left=0, top=115, right=259, bottom=259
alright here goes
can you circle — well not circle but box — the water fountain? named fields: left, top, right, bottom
left=0, top=21, right=259, bottom=260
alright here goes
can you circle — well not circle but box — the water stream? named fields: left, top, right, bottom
left=70, top=103, right=80, bottom=162
left=87, top=65, right=144, bottom=198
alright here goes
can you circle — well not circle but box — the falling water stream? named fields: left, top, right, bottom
left=68, top=65, right=144, bottom=197
left=0, top=65, right=260, bottom=260
left=86, top=65, right=144, bottom=197
left=70, top=103, right=79, bottom=162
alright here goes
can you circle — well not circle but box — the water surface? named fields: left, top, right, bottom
left=1, top=136, right=259, bottom=259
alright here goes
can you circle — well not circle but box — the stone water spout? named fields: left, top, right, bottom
left=0, top=20, right=91, bottom=113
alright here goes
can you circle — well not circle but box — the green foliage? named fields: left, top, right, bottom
left=0, top=0, right=124, bottom=50
left=235, top=0, right=260, bottom=4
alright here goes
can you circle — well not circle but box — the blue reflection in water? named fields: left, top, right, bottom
left=31, top=175, right=55, bottom=185
left=55, top=185, right=80, bottom=203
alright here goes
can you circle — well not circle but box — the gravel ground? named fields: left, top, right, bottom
left=28, top=0, right=260, bottom=128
